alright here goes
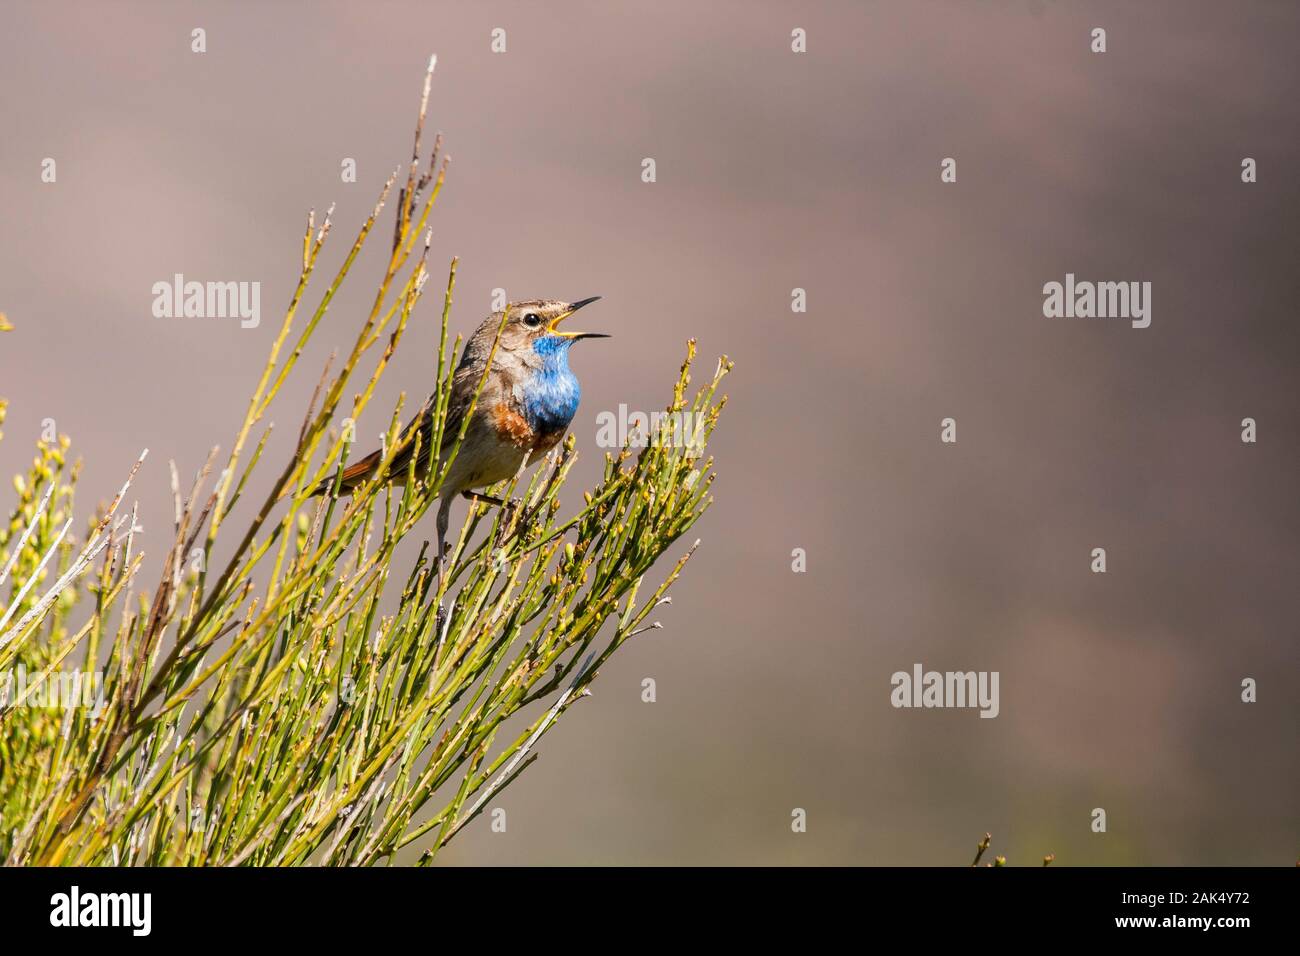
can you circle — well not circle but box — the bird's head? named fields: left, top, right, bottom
left=488, top=297, right=608, bottom=355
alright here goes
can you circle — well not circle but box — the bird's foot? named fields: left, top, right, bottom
left=462, top=489, right=533, bottom=544
left=461, top=489, right=523, bottom=511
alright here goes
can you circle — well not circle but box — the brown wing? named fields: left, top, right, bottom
left=311, top=346, right=507, bottom=497
left=332, top=449, right=384, bottom=493
left=310, top=387, right=469, bottom=497
left=404, top=361, right=511, bottom=477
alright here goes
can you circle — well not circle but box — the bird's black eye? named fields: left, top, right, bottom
left=523, top=312, right=542, bottom=327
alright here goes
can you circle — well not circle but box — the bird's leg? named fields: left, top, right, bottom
left=433, top=496, right=452, bottom=630
left=462, top=489, right=536, bottom=546
left=435, top=495, right=453, bottom=570
left=463, top=488, right=521, bottom=529
left=460, top=489, right=516, bottom=509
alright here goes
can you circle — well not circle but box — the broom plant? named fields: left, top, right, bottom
left=0, top=59, right=730, bottom=866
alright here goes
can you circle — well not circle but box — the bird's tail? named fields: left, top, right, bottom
left=307, top=449, right=383, bottom=498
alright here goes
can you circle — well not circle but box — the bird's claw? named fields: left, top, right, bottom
left=495, top=498, right=538, bottom=549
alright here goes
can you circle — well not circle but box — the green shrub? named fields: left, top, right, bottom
left=0, top=62, right=729, bottom=866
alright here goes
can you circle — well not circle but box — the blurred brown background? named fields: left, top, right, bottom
left=1, top=1, right=1296, bottom=864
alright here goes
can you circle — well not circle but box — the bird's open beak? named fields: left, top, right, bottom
left=550, top=296, right=609, bottom=340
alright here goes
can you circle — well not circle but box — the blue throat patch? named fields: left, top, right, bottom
left=522, top=336, right=581, bottom=434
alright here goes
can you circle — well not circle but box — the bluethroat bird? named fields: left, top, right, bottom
left=313, top=297, right=607, bottom=575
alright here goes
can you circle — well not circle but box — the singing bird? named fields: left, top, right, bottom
left=313, top=296, right=607, bottom=569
